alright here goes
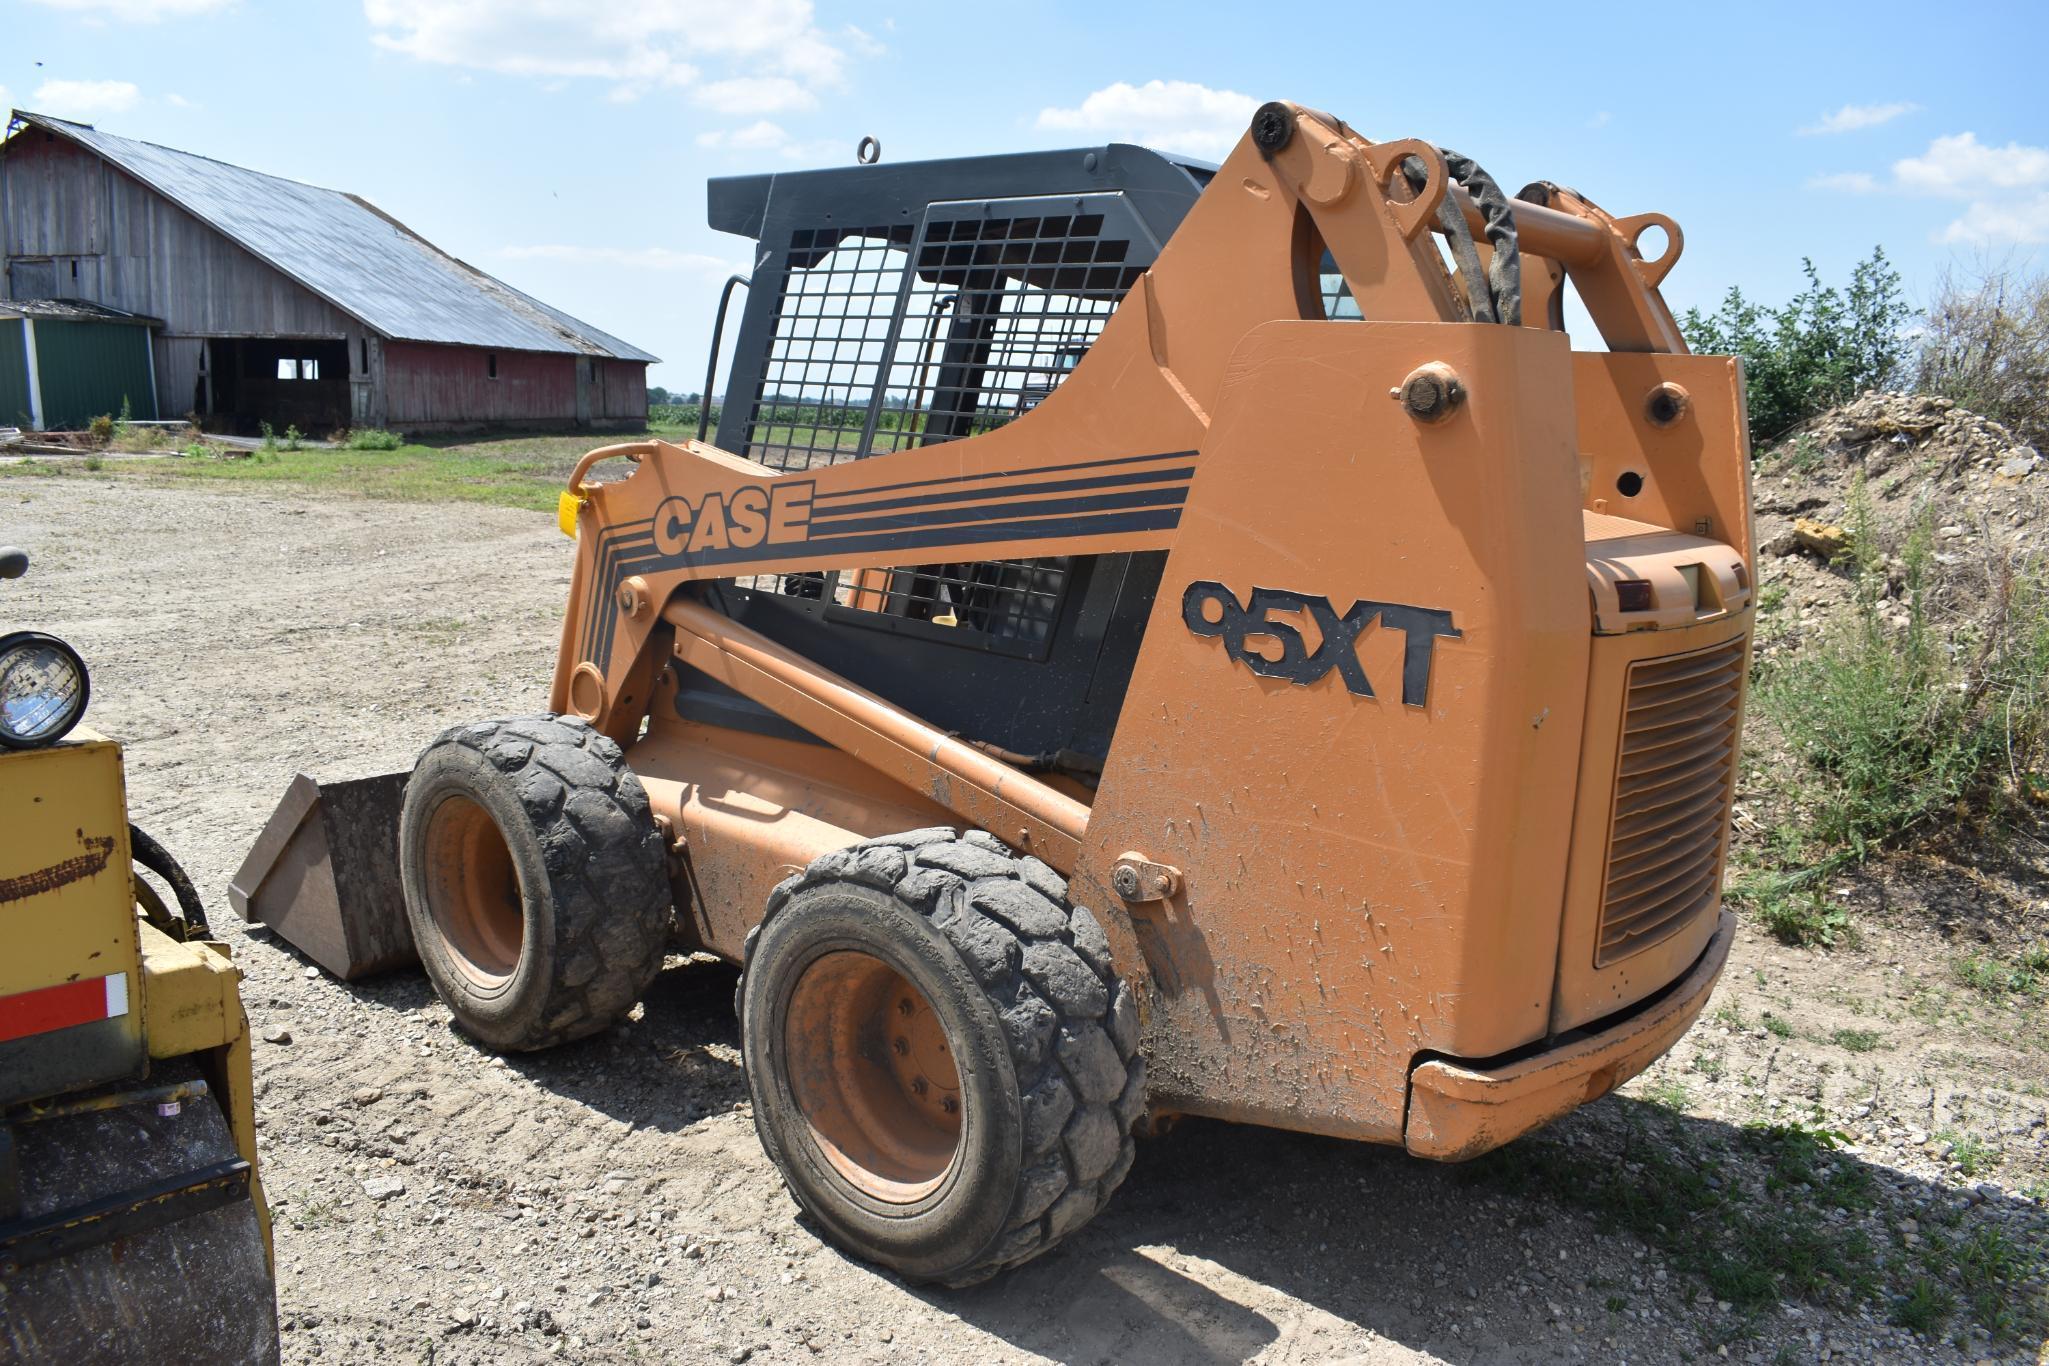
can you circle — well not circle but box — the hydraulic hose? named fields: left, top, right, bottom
left=1404, top=149, right=1523, bottom=327
left=130, top=823, right=210, bottom=939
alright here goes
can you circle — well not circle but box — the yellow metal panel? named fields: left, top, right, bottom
left=138, top=921, right=241, bottom=1060
left=137, top=921, right=272, bottom=1266
left=0, top=732, right=144, bottom=1102
left=0, top=734, right=139, bottom=994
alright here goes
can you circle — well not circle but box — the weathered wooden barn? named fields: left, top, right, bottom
left=0, top=111, right=655, bottom=433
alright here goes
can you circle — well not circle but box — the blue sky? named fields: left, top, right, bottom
left=5, top=0, right=2045, bottom=391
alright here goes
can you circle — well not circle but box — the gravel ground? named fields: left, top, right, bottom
left=3, top=477, right=2043, bottom=1364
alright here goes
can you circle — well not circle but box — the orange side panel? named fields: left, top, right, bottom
left=1075, top=319, right=1591, bottom=1138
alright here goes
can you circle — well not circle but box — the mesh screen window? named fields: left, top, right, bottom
left=737, top=204, right=1147, bottom=652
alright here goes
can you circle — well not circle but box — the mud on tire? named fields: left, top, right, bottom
left=399, top=715, right=671, bottom=1052
left=739, top=829, right=1145, bottom=1286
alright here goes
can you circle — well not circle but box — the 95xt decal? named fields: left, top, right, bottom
left=1182, top=581, right=1461, bottom=708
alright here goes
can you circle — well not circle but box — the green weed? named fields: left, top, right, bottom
left=1892, top=1276, right=1955, bottom=1334
left=1954, top=950, right=2046, bottom=998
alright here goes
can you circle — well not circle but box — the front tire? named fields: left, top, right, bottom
left=740, top=830, right=1144, bottom=1286
left=398, top=715, right=671, bottom=1051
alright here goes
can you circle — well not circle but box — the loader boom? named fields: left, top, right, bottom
left=550, top=104, right=1701, bottom=748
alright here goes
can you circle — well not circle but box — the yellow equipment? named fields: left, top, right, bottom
left=0, top=549, right=278, bottom=1363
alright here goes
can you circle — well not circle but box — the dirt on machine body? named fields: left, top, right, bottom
left=234, top=101, right=1756, bottom=1286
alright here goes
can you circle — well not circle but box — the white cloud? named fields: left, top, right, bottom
left=498, top=244, right=742, bottom=276
left=28, top=0, right=229, bottom=19
left=1586, top=111, right=1611, bottom=129
left=1936, top=193, right=2049, bottom=246
left=1810, top=130, right=2049, bottom=246
left=30, top=79, right=142, bottom=118
left=1799, top=101, right=1920, bottom=136
left=691, top=76, right=815, bottom=115
left=1892, top=131, right=2049, bottom=197
left=362, top=0, right=851, bottom=100
left=1036, top=79, right=1260, bottom=159
left=691, top=120, right=845, bottom=163
left=695, top=120, right=790, bottom=151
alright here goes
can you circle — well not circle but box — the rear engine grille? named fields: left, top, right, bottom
left=1596, top=638, right=1745, bottom=965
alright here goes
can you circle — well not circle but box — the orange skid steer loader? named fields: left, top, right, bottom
left=234, top=102, right=1753, bottom=1285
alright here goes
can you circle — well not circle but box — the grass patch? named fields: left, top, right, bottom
left=1740, top=475, right=2049, bottom=946
left=1756, top=493, right=2002, bottom=855
left=1831, top=1027, right=1882, bottom=1052
left=1464, top=1112, right=2046, bottom=1343
left=0, top=426, right=689, bottom=512
left=1953, top=946, right=2048, bottom=998
left=1640, top=1074, right=1693, bottom=1110
left=1935, top=1130, right=1998, bottom=1177
left=1761, top=1012, right=1794, bottom=1039
left=1735, top=878, right=1854, bottom=947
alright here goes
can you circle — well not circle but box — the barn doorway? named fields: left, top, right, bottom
left=206, top=337, right=350, bottom=434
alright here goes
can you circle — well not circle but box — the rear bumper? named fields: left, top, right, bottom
left=1403, top=909, right=1734, bottom=1161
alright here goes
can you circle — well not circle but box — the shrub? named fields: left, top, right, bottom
left=1916, top=263, right=2049, bottom=448
left=259, top=420, right=278, bottom=455
left=1682, top=248, right=1914, bottom=447
left=86, top=413, right=115, bottom=446
left=1754, top=484, right=2018, bottom=857
left=1745, top=882, right=1853, bottom=947
left=284, top=424, right=303, bottom=451
left=343, top=428, right=404, bottom=451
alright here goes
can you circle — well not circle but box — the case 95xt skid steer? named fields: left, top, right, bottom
left=236, top=101, right=1754, bottom=1286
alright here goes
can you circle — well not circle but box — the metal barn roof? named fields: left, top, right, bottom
left=6, top=111, right=656, bottom=363
left=0, top=298, right=160, bottom=325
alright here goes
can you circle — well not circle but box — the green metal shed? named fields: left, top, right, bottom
left=0, top=300, right=160, bottom=431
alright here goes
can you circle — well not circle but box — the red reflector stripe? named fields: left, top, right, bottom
left=0, top=974, right=126, bottom=1045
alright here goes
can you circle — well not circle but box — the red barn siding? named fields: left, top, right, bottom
left=595, top=358, right=646, bottom=419
left=382, top=342, right=575, bottom=425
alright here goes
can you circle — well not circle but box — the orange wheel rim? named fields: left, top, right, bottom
left=421, top=795, right=524, bottom=987
left=783, top=950, right=963, bottom=1203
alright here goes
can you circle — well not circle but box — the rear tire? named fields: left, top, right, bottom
left=399, top=715, right=671, bottom=1051
left=740, top=829, right=1144, bottom=1286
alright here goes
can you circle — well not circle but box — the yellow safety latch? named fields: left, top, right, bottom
left=557, top=490, right=584, bottom=539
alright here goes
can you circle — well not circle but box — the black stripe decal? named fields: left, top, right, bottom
left=580, top=449, right=1198, bottom=664
left=809, top=487, right=1188, bottom=539
left=580, top=521, right=655, bottom=663
left=812, top=466, right=1196, bottom=520
left=808, top=449, right=1199, bottom=504
left=613, top=505, right=1181, bottom=578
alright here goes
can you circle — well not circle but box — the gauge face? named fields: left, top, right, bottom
left=0, top=632, right=90, bottom=748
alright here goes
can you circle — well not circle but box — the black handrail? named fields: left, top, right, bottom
left=698, top=274, right=752, bottom=444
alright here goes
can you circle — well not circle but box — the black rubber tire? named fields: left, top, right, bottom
left=740, top=829, right=1145, bottom=1286
left=399, top=715, right=671, bottom=1052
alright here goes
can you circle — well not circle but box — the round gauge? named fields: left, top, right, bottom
left=0, top=631, right=91, bottom=749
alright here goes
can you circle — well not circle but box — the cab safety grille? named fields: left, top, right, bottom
left=1596, top=638, right=1745, bottom=965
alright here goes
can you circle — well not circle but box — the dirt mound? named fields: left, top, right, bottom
left=1750, top=391, right=2045, bottom=660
